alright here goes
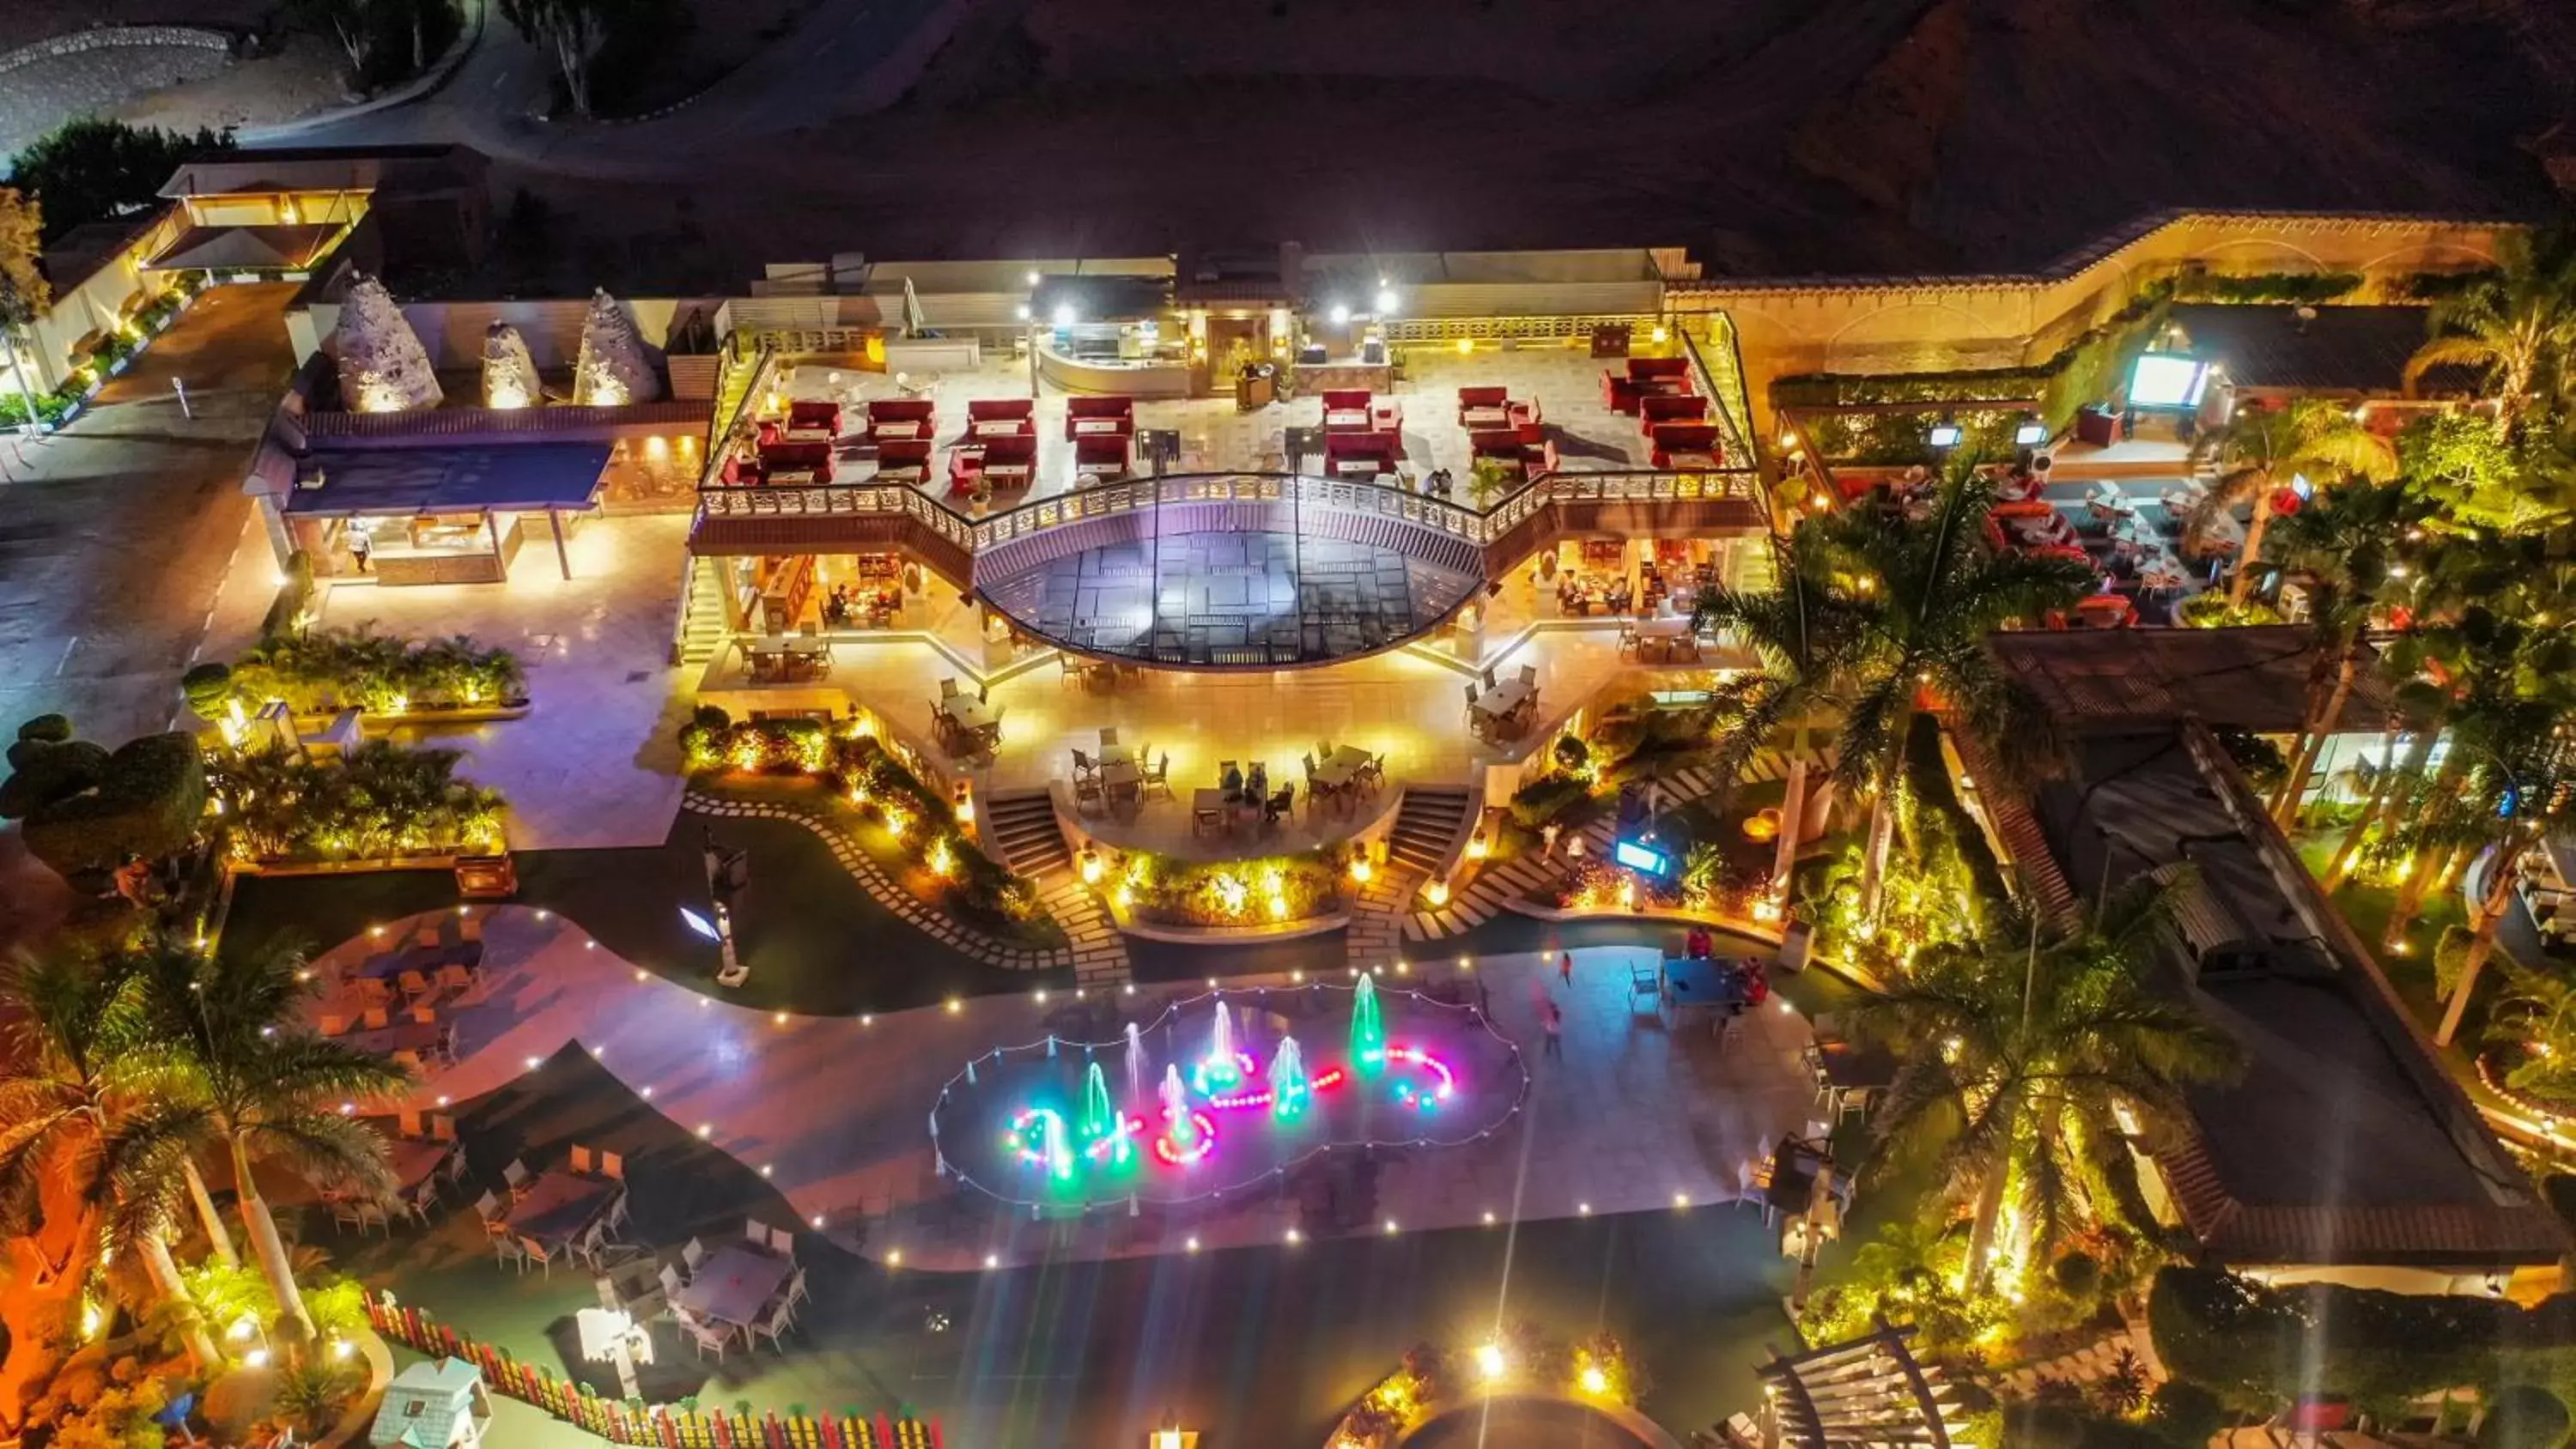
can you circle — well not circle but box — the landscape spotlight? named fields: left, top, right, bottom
left=2014, top=418, right=2048, bottom=447
left=1327, top=303, right=1352, bottom=326
left=1926, top=420, right=1965, bottom=449
left=678, top=906, right=720, bottom=942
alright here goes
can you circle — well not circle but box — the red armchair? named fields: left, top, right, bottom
left=1073, top=433, right=1131, bottom=482
left=787, top=399, right=844, bottom=435
left=1637, top=392, right=1708, bottom=436
left=1066, top=395, right=1136, bottom=440
left=1647, top=422, right=1722, bottom=469
left=1323, top=430, right=1397, bottom=478
left=867, top=397, right=935, bottom=443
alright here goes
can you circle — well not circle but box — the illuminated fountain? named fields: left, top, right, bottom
left=1352, top=972, right=1385, bottom=1074
left=937, top=984, right=1527, bottom=1212
left=1268, top=1036, right=1311, bottom=1120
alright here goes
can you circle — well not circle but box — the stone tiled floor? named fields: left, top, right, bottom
left=317, top=514, right=695, bottom=851
left=781, top=341, right=1664, bottom=494
left=329, top=906, right=1817, bottom=1268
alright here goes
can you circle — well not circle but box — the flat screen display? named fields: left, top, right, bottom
left=2128, top=354, right=2210, bottom=409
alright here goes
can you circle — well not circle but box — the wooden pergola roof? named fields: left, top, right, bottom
left=1758, top=1325, right=1964, bottom=1449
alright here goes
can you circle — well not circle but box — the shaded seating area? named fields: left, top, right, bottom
left=1601, top=355, right=1692, bottom=414
left=740, top=633, right=834, bottom=682
left=1469, top=427, right=1558, bottom=482
left=1320, top=388, right=1403, bottom=435
left=1465, top=665, right=1540, bottom=742
left=1455, top=385, right=1539, bottom=432
left=932, top=676, right=1004, bottom=755
left=962, top=397, right=1036, bottom=440
left=1301, top=742, right=1384, bottom=815
left=1323, top=428, right=1399, bottom=479
left=866, top=397, right=935, bottom=443
left=1073, top=433, right=1132, bottom=484
left=1065, top=395, right=1136, bottom=440
left=1647, top=421, right=1724, bottom=470
left=948, top=433, right=1037, bottom=496
left=871, top=438, right=933, bottom=486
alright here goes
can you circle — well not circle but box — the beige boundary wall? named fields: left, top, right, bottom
left=1666, top=209, right=2519, bottom=435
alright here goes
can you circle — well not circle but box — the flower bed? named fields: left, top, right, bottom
left=1095, top=848, right=1346, bottom=928
left=1330, top=1327, right=1648, bottom=1448
left=680, top=708, right=1060, bottom=948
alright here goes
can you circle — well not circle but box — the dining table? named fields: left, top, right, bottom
left=1473, top=679, right=1535, bottom=721
left=945, top=697, right=998, bottom=744
left=1661, top=955, right=1748, bottom=1014
left=1309, top=745, right=1373, bottom=792
left=1097, top=759, right=1141, bottom=798
left=968, top=420, right=1028, bottom=439
left=506, top=1172, right=620, bottom=1246
left=673, top=1243, right=793, bottom=1332
left=1461, top=406, right=1510, bottom=430
left=354, top=940, right=483, bottom=982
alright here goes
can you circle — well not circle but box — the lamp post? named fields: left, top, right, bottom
left=695, top=826, right=750, bottom=987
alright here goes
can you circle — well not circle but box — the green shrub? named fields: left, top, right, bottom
left=0, top=737, right=111, bottom=818
left=207, top=739, right=504, bottom=863
left=181, top=663, right=235, bottom=718
left=17, top=714, right=74, bottom=745
left=20, top=732, right=208, bottom=875
left=1112, top=849, right=1343, bottom=927
left=2481, top=1385, right=2572, bottom=1449
left=259, top=551, right=316, bottom=639
left=234, top=623, right=523, bottom=712
left=2147, top=1381, right=2227, bottom=1447
left=1509, top=774, right=1595, bottom=830
left=1552, top=734, right=1591, bottom=775
left=2172, top=270, right=2362, bottom=306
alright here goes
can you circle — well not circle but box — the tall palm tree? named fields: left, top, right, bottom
left=1807, top=455, right=2092, bottom=915
left=2403, top=230, right=2576, bottom=427
left=2188, top=399, right=2399, bottom=608
left=0, top=950, right=219, bottom=1382
left=2257, top=477, right=2428, bottom=827
left=2428, top=689, right=2576, bottom=1046
left=1695, top=537, right=1874, bottom=899
left=1855, top=882, right=2243, bottom=1289
left=129, top=936, right=406, bottom=1345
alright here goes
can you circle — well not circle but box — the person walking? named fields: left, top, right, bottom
left=1543, top=1000, right=1564, bottom=1059
left=1559, top=951, right=1574, bottom=985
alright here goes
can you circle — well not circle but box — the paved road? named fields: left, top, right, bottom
left=0, top=283, right=294, bottom=745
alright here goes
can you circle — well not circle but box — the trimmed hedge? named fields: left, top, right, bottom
left=2148, top=1265, right=2576, bottom=1416
left=17, top=732, right=207, bottom=875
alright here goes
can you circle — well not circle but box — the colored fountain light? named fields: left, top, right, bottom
left=1268, top=1035, right=1311, bottom=1120
left=1194, top=1001, right=1249, bottom=1094
left=1157, top=1064, right=1216, bottom=1165
left=1352, top=972, right=1385, bottom=1072
left=1079, top=1061, right=1132, bottom=1167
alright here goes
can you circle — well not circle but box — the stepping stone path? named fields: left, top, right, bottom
left=1993, top=1318, right=2168, bottom=1398
left=682, top=790, right=1128, bottom=980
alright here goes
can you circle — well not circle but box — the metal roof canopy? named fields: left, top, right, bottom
left=286, top=442, right=612, bottom=517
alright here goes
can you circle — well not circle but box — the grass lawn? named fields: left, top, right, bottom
left=2291, top=835, right=2470, bottom=1034
left=222, top=806, right=1062, bottom=1016
left=343, top=1046, right=1805, bottom=1446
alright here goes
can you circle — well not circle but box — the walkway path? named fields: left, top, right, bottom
left=335, top=906, right=1815, bottom=1270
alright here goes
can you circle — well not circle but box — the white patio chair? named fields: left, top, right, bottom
left=683, top=1237, right=708, bottom=1273
left=519, top=1234, right=559, bottom=1279
left=501, top=1158, right=532, bottom=1199
left=769, top=1226, right=797, bottom=1258
left=680, top=1313, right=733, bottom=1362
left=659, top=1262, right=688, bottom=1298
left=328, top=1197, right=366, bottom=1235
left=493, top=1232, right=529, bottom=1273
left=744, top=1219, right=770, bottom=1249
left=473, top=1190, right=506, bottom=1226
left=749, top=1296, right=799, bottom=1353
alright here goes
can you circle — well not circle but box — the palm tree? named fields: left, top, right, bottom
left=2427, top=693, right=2576, bottom=1046
left=2257, top=477, right=2427, bottom=826
left=0, top=949, right=219, bottom=1381
left=2188, top=399, right=2399, bottom=608
left=2403, top=230, right=2576, bottom=427
left=1695, top=537, right=1874, bottom=900
left=129, top=935, right=406, bottom=1345
left=1806, top=455, right=2092, bottom=915
left=1856, top=882, right=2244, bottom=1289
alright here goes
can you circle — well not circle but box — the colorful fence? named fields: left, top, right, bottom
left=364, top=1293, right=942, bottom=1449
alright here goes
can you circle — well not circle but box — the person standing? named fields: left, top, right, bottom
left=1543, top=1000, right=1564, bottom=1059
left=348, top=525, right=373, bottom=573
left=1559, top=951, right=1574, bottom=985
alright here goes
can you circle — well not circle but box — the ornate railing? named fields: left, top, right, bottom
left=696, top=478, right=980, bottom=553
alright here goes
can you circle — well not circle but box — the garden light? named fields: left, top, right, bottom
left=1477, top=1343, right=1506, bottom=1380
left=1581, top=1365, right=1608, bottom=1395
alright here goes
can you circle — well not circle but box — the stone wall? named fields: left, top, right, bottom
left=0, top=24, right=234, bottom=78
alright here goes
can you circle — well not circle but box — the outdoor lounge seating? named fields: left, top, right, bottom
left=1637, top=391, right=1709, bottom=435
left=1322, top=429, right=1398, bottom=479
left=963, top=397, right=1037, bottom=440
left=1320, top=388, right=1400, bottom=435
left=1073, top=433, right=1131, bottom=483
left=1603, top=356, right=1693, bottom=414
left=872, top=439, right=933, bottom=485
left=866, top=397, right=936, bottom=443
left=1648, top=422, right=1722, bottom=470
left=786, top=399, right=845, bottom=437
left=1457, top=385, right=1538, bottom=431
left=1065, top=395, right=1136, bottom=440
left=949, top=433, right=1038, bottom=494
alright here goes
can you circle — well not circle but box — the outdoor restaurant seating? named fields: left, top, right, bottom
left=932, top=681, right=1002, bottom=754
left=1321, top=388, right=1402, bottom=434
left=1322, top=429, right=1397, bottom=479
left=1073, top=433, right=1131, bottom=483
left=1648, top=421, right=1723, bottom=470
left=866, top=397, right=936, bottom=443
left=785, top=398, right=845, bottom=438
left=1065, top=395, right=1136, bottom=440
left=872, top=439, right=933, bottom=485
left=1637, top=391, right=1709, bottom=434
left=1602, top=355, right=1693, bottom=414
left=949, top=433, right=1037, bottom=494
left=963, top=397, right=1036, bottom=440
left=1456, top=385, right=1540, bottom=432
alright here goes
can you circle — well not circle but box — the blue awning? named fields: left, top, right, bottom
left=286, top=442, right=611, bottom=517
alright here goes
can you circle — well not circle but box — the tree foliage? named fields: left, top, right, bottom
left=8, top=118, right=234, bottom=245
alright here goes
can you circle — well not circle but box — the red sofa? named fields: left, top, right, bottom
left=963, top=397, right=1037, bottom=442
left=1324, top=430, right=1398, bottom=478
left=787, top=399, right=845, bottom=435
left=950, top=433, right=1038, bottom=494
left=872, top=439, right=932, bottom=482
left=1066, top=395, right=1136, bottom=440
left=1637, top=392, right=1709, bottom=435
left=1648, top=422, right=1722, bottom=470
left=1072, top=433, right=1131, bottom=481
left=867, top=397, right=936, bottom=443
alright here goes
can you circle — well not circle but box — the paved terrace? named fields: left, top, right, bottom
left=778, top=343, right=1682, bottom=500
left=333, top=906, right=1819, bottom=1269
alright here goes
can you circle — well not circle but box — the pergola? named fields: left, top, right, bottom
left=1756, top=1323, right=1965, bottom=1449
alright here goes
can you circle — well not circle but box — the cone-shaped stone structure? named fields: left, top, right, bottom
left=333, top=274, right=442, bottom=413
left=480, top=322, right=541, bottom=409
left=572, top=288, right=661, bottom=405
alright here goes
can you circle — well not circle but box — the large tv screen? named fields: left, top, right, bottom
left=2128, top=354, right=2211, bottom=409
